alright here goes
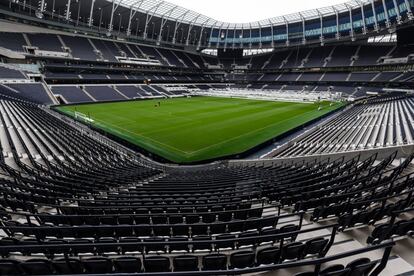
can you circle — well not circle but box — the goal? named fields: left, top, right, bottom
left=74, top=111, right=94, bottom=123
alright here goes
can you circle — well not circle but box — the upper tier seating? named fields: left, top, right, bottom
left=61, top=35, right=98, bottom=61
left=283, top=48, right=312, bottom=68
left=26, top=34, right=63, bottom=52
left=90, top=39, right=119, bottom=62
left=348, top=72, right=378, bottom=82
left=303, top=46, right=334, bottom=68
left=0, top=32, right=26, bottom=52
left=353, top=46, right=393, bottom=66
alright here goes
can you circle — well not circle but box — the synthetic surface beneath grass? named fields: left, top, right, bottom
left=57, top=97, right=343, bottom=163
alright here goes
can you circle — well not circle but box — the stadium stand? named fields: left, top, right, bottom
left=3, top=84, right=54, bottom=105
left=0, top=65, right=26, bottom=79
left=274, top=95, right=414, bottom=157
left=51, top=86, right=94, bottom=103
left=0, top=0, right=414, bottom=274
left=0, top=94, right=407, bottom=274
left=26, top=33, right=64, bottom=52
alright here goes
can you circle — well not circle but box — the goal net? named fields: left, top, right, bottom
left=74, top=111, right=94, bottom=123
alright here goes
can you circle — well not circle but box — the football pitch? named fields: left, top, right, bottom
left=56, top=97, right=344, bottom=163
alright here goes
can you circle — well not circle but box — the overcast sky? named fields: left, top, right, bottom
left=167, top=0, right=350, bottom=23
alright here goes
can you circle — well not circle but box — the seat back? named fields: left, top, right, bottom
left=0, top=259, right=22, bottom=275
left=303, top=237, right=328, bottom=256
left=348, top=261, right=377, bottom=276
left=52, top=258, right=83, bottom=274
left=202, top=254, right=227, bottom=271
left=230, top=251, right=255, bottom=269
left=82, top=257, right=113, bottom=274
left=281, top=242, right=305, bottom=261
left=20, top=259, right=53, bottom=275
left=144, top=256, right=171, bottom=272
left=173, top=255, right=199, bottom=272
left=113, top=257, right=142, bottom=273
left=257, top=246, right=280, bottom=265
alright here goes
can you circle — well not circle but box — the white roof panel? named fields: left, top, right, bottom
left=109, top=0, right=372, bottom=28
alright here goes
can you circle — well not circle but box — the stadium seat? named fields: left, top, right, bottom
left=230, top=251, right=255, bottom=269
left=52, top=258, right=83, bottom=274
left=173, top=255, right=199, bottom=271
left=113, top=257, right=142, bottom=273
left=257, top=246, right=281, bottom=265
left=144, top=256, right=171, bottom=272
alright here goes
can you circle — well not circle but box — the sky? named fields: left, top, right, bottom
left=167, top=0, right=350, bottom=23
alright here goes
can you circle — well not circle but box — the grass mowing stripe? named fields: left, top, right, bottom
left=57, top=97, right=344, bottom=163
left=188, top=107, right=333, bottom=155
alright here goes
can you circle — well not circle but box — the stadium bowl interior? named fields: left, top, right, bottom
left=0, top=0, right=414, bottom=275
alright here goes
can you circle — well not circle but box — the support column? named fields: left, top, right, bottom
left=197, top=23, right=207, bottom=49
left=36, top=0, right=46, bottom=19
left=158, top=18, right=167, bottom=43
left=284, top=17, right=289, bottom=46
left=143, top=14, right=150, bottom=39
left=360, top=2, right=367, bottom=34
left=239, top=27, right=243, bottom=48
left=108, top=0, right=122, bottom=35
left=186, top=24, right=194, bottom=46
left=207, top=22, right=217, bottom=48
left=371, top=0, right=379, bottom=31
left=142, top=2, right=163, bottom=39
left=65, top=0, right=71, bottom=21
left=335, top=9, right=340, bottom=40
left=52, top=0, right=55, bottom=19
left=158, top=7, right=177, bottom=43
left=172, top=11, right=189, bottom=44
left=76, top=0, right=81, bottom=26
left=269, top=19, right=274, bottom=48
left=258, top=23, right=263, bottom=48
left=249, top=23, right=252, bottom=49
left=403, top=0, right=413, bottom=19
left=319, top=11, right=324, bottom=45
left=186, top=15, right=200, bottom=46
left=88, top=0, right=95, bottom=27
left=224, top=27, right=230, bottom=50
left=300, top=13, right=306, bottom=45
left=381, top=0, right=391, bottom=28
left=348, top=5, right=355, bottom=41
left=392, top=0, right=402, bottom=24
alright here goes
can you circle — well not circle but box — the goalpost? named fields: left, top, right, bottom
left=74, top=111, right=94, bottom=123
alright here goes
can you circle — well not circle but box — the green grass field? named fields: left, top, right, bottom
left=56, top=97, right=343, bottom=163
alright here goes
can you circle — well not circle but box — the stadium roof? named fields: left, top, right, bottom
left=113, top=0, right=371, bottom=28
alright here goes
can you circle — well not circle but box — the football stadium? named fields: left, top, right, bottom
left=2, top=0, right=414, bottom=274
